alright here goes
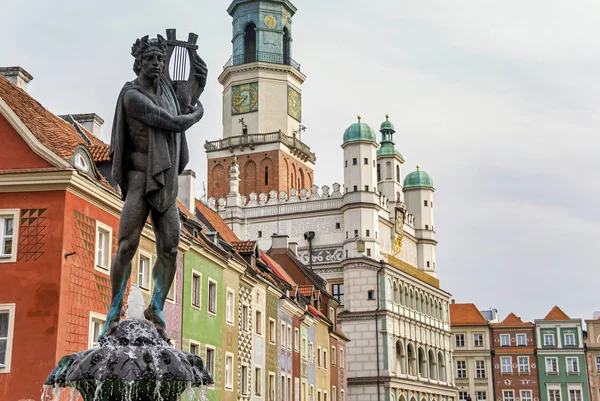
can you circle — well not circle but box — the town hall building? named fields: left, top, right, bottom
left=197, top=1, right=459, bottom=401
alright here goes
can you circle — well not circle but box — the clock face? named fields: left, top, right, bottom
left=287, top=86, right=302, bottom=121
left=232, top=82, right=258, bottom=115
left=264, top=15, right=277, bottom=29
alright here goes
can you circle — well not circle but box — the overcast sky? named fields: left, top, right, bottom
left=3, top=0, right=599, bottom=323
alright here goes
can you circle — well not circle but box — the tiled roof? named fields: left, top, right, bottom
left=260, top=251, right=296, bottom=287
left=232, top=240, right=257, bottom=254
left=0, top=74, right=109, bottom=163
left=543, top=306, right=571, bottom=321
left=176, top=199, right=202, bottom=225
left=494, top=312, right=532, bottom=326
left=450, top=303, right=488, bottom=326
left=298, top=285, right=314, bottom=297
left=89, top=144, right=111, bottom=162
left=194, top=199, right=239, bottom=244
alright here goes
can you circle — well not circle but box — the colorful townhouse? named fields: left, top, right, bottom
left=450, top=303, right=494, bottom=401
left=490, top=313, right=539, bottom=401
left=585, top=316, right=600, bottom=401
left=535, top=307, right=589, bottom=401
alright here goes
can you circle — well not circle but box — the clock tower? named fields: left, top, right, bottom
left=205, top=0, right=316, bottom=201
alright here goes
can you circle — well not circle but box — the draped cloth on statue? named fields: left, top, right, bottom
left=110, top=76, right=189, bottom=213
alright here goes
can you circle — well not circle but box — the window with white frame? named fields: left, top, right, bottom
left=255, top=310, right=263, bottom=335
left=281, top=374, right=286, bottom=401
left=287, top=376, right=292, bottom=401
left=564, top=333, right=575, bottom=346
left=475, top=360, right=486, bottom=378
left=340, top=348, right=345, bottom=368
left=474, top=333, right=484, bottom=347
left=569, top=390, right=581, bottom=401
left=0, top=210, right=18, bottom=262
left=318, top=390, right=322, bottom=401
left=268, top=372, right=275, bottom=401
left=294, top=328, right=299, bottom=352
left=95, top=222, right=112, bottom=272
left=501, top=356, right=512, bottom=373
left=225, top=353, right=233, bottom=390
left=189, top=342, right=199, bottom=355
left=205, top=346, right=215, bottom=379
left=546, top=357, right=558, bottom=373
left=518, top=356, right=529, bottom=373
left=0, top=304, right=16, bottom=372
left=166, top=279, right=175, bottom=301
left=242, top=304, right=249, bottom=331
left=226, top=289, right=234, bottom=324
left=340, top=390, right=345, bottom=401
left=455, top=333, right=465, bottom=347
left=254, top=366, right=262, bottom=396
left=287, top=325, right=292, bottom=350
left=332, top=386, right=337, bottom=401
left=459, top=392, right=468, bottom=400
left=456, top=360, right=466, bottom=378
left=281, top=322, right=286, bottom=348
left=88, top=312, right=106, bottom=349
left=331, top=346, right=337, bottom=365
left=548, top=389, right=561, bottom=401
left=517, top=333, right=527, bottom=346
left=207, top=279, right=217, bottom=314
left=241, top=365, right=248, bottom=395
left=302, top=336, right=307, bottom=359
left=520, top=391, right=532, bottom=401
left=268, top=319, right=276, bottom=344
left=138, top=254, right=150, bottom=290
left=74, top=152, right=89, bottom=171
left=500, top=334, right=510, bottom=346
left=317, top=346, right=322, bottom=368
left=544, top=333, right=555, bottom=346
left=595, top=356, right=600, bottom=372
left=503, top=390, right=514, bottom=401
left=324, top=349, right=328, bottom=369
left=191, top=271, right=201, bottom=308
left=566, top=357, right=579, bottom=373
left=476, top=392, right=487, bottom=401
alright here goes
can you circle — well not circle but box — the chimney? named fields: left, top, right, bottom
left=271, top=234, right=289, bottom=250
left=177, top=169, right=196, bottom=214
left=451, top=298, right=456, bottom=304
left=0, top=67, right=33, bottom=91
left=71, top=113, right=104, bottom=138
left=289, top=242, right=298, bottom=255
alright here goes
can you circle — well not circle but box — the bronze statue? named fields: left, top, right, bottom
left=100, top=34, right=207, bottom=339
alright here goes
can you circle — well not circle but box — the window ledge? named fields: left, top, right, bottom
left=566, top=372, right=580, bottom=375
left=546, top=372, right=559, bottom=375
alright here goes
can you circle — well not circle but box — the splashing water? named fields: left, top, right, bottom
left=125, top=285, right=145, bottom=320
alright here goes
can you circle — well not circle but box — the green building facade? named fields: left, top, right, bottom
left=536, top=307, right=590, bottom=401
left=182, top=244, right=225, bottom=401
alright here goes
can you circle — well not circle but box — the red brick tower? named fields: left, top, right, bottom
left=205, top=0, right=316, bottom=200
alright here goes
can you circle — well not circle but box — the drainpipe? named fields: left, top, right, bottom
left=303, top=231, right=315, bottom=270
left=375, top=259, right=385, bottom=401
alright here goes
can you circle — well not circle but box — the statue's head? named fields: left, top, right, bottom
left=131, top=35, right=168, bottom=77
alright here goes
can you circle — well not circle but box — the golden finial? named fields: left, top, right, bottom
left=416, top=164, right=420, bottom=170
left=385, top=114, right=389, bottom=119
left=357, top=115, right=361, bottom=121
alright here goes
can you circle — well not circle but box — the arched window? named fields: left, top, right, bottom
left=283, top=27, right=291, bottom=64
left=396, top=340, right=406, bottom=374
left=396, top=164, right=400, bottom=182
left=393, top=282, right=399, bottom=304
left=377, top=164, right=381, bottom=181
left=265, top=166, right=269, bottom=185
left=407, top=344, right=416, bottom=376
left=437, top=352, right=446, bottom=381
left=418, top=347, right=427, bottom=378
left=428, top=349, right=437, bottom=379
left=386, top=161, right=392, bottom=179
left=74, top=152, right=88, bottom=171
left=244, top=23, right=257, bottom=63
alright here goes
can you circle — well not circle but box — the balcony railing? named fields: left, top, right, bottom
left=223, top=51, right=301, bottom=71
left=204, top=131, right=316, bottom=163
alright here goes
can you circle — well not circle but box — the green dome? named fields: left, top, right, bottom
left=403, top=166, right=434, bottom=189
left=377, top=143, right=404, bottom=160
left=380, top=114, right=395, bottom=132
left=343, top=117, right=377, bottom=144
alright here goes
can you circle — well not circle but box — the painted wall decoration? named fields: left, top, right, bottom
left=18, top=208, right=47, bottom=261
left=298, top=247, right=343, bottom=265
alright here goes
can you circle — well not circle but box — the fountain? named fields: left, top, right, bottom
left=44, top=30, right=212, bottom=400
left=43, top=286, right=213, bottom=401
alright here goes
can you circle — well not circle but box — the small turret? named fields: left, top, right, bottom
left=403, top=165, right=437, bottom=277
left=341, top=116, right=380, bottom=260
left=376, top=114, right=404, bottom=205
